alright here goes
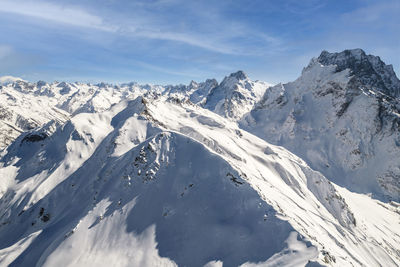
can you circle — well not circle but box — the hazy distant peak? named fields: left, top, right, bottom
left=0, top=75, right=25, bottom=85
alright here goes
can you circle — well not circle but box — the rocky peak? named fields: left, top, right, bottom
left=189, top=80, right=198, bottom=87
left=316, top=49, right=400, bottom=98
left=57, top=81, right=72, bottom=95
left=216, top=71, right=251, bottom=95
left=203, top=71, right=270, bottom=120
left=318, top=49, right=366, bottom=66
left=36, top=80, right=48, bottom=88
left=202, top=78, right=218, bottom=88
left=226, top=70, right=248, bottom=82
left=187, top=79, right=218, bottom=104
left=97, top=82, right=109, bottom=88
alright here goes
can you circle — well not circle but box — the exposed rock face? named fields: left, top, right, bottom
left=317, top=49, right=400, bottom=98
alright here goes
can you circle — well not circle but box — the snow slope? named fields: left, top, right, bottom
left=0, top=95, right=399, bottom=266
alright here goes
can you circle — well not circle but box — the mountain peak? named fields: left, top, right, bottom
left=218, top=70, right=249, bottom=90
left=228, top=70, right=248, bottom=81
left=36, top=80, right=48, bottom=88
left=314, top=49, right=400, bottom=97
left=189, top=80, right=198, bottom=87
left=317, top=48, right=368, bottom=69
left=0, top=75, right=25, bottom=85
left=319, top=48, right=366, bottom=61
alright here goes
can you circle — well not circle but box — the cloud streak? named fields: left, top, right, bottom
left=0, top=0, right=116, bottom=31
left=0, top=0, right=280, bottom=55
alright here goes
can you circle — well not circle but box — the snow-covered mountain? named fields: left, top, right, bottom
left=204, top=71, right=270, bottom=120
left=240, top=49, right=400, bottom=202
left=0, top=76, right=24, bottom=85
left=1, top=94, right=399, bottom=266
left=0, top=49, right=399, bottom=266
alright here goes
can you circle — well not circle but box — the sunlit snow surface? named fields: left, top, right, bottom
left=0, top=96, right=398, bottom=266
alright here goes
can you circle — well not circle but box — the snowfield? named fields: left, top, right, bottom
left=0, top=49, right=399, bottom=266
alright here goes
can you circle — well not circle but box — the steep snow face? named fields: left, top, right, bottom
left=241, top=49, right=400, bottom=201
left=204, top=71, right=271, bottom=120
left=1, top=96, right=399, bottom=266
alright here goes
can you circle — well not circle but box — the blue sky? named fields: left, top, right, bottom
left=0, top=0, right=399, bottom=84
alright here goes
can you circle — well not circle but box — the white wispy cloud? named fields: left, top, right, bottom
left=0, top=0, right=116, bottom=31
left=133, top=30, right=238, bottom=55
left=0, top=0, right=280, bottom=55
left=340, top=0, right=400, bottom=25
